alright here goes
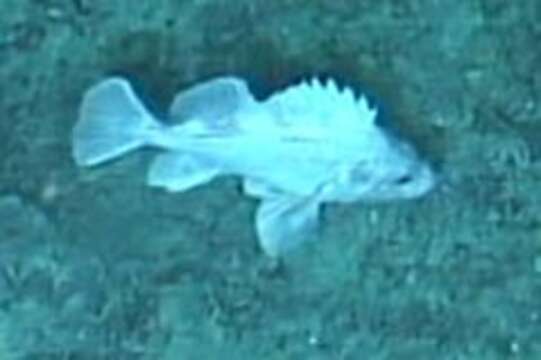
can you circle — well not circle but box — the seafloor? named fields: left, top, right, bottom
left=1, top=0, right=540, bottom=359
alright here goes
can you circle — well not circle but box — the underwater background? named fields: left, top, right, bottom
left=1, top=0, right=540, bottom=358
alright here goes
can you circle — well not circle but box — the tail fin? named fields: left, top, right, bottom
left=72, top=77, right=159, bottom=166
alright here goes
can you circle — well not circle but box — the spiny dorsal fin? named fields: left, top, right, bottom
left=264, top=77, right=378, bottom=130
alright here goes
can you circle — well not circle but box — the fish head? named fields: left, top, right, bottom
left=327, top=130, right=436, bottom=203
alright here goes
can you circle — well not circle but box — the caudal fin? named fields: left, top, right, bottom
left=72, top=77, right=159, bottom=166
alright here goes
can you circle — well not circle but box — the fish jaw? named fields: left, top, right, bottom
left=399, top=162, right=436, bottom=199
left=347, top=159, right=436, bottom=202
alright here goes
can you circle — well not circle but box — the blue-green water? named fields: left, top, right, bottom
left=0, top=0, right=540, bottom=358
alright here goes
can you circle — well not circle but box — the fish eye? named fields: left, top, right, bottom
left=394, top=174, right=413, bottom=185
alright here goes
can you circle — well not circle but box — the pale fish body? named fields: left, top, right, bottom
left=72, top=76, right=435, bottom=256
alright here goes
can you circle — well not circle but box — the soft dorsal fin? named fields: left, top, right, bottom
left=169, top=76, right=256, bottom=129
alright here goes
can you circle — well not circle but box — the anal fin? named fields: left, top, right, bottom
left=147, top=152, right=220, bottom=192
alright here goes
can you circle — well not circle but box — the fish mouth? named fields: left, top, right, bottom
left=409, top=164, right=437, bottom=198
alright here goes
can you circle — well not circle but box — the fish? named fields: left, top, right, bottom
left=72, top=76, right=435, bottom=256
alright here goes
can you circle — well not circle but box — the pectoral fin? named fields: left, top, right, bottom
left=255, top=195, right=321, bottom=257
